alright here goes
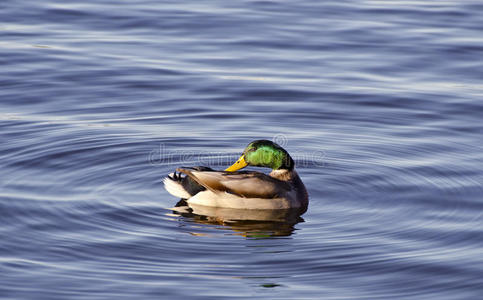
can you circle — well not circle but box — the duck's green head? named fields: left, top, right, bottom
left=225, top=139, right=294, bottom=172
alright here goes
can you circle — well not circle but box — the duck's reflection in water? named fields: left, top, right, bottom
left=172, top=200, right=304, bottom=237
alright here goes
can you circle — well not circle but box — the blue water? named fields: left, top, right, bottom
left=1, top=0, right=483, bottom=299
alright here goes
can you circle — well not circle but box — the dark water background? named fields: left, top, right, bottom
left=1, top=1, right=483, bottom=299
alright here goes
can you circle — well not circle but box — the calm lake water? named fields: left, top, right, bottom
left=1, top=1, right=483, bottom=299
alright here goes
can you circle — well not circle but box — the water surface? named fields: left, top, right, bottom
left=1, top=0, right=483, bottom=299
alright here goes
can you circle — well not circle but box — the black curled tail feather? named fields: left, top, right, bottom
left=177, top=166, right=213, bottom=197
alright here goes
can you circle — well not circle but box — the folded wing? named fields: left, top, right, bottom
left=176, top=168, right=291, bottom=198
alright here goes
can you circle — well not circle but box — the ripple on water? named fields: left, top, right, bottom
left=2, top=0, right=483, bottom=298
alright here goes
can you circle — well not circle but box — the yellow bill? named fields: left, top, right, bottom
left=225, top=155, right=248, bottom=172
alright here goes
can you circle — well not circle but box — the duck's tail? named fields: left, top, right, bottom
left=163, top=172, right=192, bottom=199
left=163, top=166, right=213, bottom=199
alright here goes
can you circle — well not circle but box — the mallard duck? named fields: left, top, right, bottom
left=163, top=140, right=308, bottom=212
